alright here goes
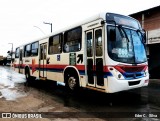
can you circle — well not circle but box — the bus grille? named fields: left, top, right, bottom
left=124, top=72, right=144, bottom=79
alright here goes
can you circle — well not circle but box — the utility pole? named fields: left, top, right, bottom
left=43, top=22, right=52, bottom=33
left=8, top=43, right=13, bottom=64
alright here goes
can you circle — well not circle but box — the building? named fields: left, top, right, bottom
left=6, top=52, right=15, bottom=65
left=130, top=5, right=160, bottom=78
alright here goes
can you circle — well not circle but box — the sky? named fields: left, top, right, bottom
left=0, top=0, right=160, bottom=56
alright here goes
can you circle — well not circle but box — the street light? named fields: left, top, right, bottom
left=43, top=22, right=52, bottom=33
left=8, top=43, right=13, bottom=64
left=33, top=26, right=45, bottom=35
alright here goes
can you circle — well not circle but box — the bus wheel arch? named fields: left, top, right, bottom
left=64, top=67, right=80, bottom=91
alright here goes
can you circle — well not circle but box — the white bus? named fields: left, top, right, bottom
left=14, top=12, right=149, bottom=93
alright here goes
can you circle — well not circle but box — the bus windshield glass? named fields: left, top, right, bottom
left=107, top=26, right=147, bottom=64
left=106, top=13, right=140, bottom=29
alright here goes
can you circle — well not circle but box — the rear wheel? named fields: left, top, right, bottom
left=25, top=69, right=31, bottom=86
left=65, top=73, right=79, bottom=92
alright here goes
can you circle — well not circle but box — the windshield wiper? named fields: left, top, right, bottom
left=118, top=25, right=130, bottom=42
left=136, top=29, right=146, bottom=44
left=117, top=25, right=130, bottom=52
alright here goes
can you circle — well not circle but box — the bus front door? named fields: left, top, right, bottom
left=86, top=28, right=104, bottom=89
left=39, top=43, right=47, bottom=78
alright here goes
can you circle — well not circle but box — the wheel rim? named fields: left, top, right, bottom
left=68, top=77, right=76, bottom=90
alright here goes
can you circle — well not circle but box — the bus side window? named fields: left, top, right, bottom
left=49, top=34, right=62, bottom=54
left=63, top=27, right=82, bottom=52
left=31, top=42, right=39, bottom=56
left=24, top=44, right=31, bottom=57
left=64, top=43, right=69, bottom=52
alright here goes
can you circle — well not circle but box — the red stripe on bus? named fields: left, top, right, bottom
left=14, top=64, right=111, bottom=72
left=114, top=65, right=147, bottom=73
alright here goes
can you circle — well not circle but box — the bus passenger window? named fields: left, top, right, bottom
left=95, top=29, right=102, bottom=56
left=31, top=42, right=38, bottom=56
left=63, top=27, right=82, bottom=52
left=64, top=43, right=69, bottom=52
left=49, top=34, right=62, bottom=54
left=24, top=44, right=31, bottom=57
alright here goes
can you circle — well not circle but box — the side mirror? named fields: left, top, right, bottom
left=110, top=29, right=116, bottom=41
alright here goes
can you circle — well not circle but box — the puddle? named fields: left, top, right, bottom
left=0, top=88, right=27, bottom=101
left=0, top=66, right=27, bottom=101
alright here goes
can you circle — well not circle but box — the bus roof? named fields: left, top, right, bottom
left=16, top=12, right=106, bottom=48
left=16, top=12, right=136, bottom=48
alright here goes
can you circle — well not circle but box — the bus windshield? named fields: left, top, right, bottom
left=106, top=13, right=140, bottom=29
left=107, top=26, right=147, bottom=64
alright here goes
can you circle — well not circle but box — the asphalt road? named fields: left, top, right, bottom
left=0, top=66, right=160, bottom=121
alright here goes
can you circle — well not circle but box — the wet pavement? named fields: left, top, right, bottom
left=0, top=66, right=160, bottom=121
left=0, top=66, right=26, bottom=101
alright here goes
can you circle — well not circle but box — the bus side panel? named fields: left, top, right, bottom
left=46, top=53, right=70, bottom=82
left=29, top=56, right=39, bottom=78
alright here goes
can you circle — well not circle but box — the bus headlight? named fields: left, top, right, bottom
left=108, top=67, right=125, bottom=80
left=118, top=74, right=122, bottom=79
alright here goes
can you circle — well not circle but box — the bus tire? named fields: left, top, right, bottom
left=65, top=73, right=79, bottom=92
left=25, top=68, right=31, bottom=86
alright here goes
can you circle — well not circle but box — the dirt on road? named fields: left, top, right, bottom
left=0, top=80, right=104, bottom=121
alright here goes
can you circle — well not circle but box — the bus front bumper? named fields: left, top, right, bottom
left=106, top=75, right=149, bottom=93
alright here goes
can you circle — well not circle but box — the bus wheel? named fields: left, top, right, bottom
left=25, top=69, right=30, bottom=86
left=66, top=75, right=79, bottom=91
